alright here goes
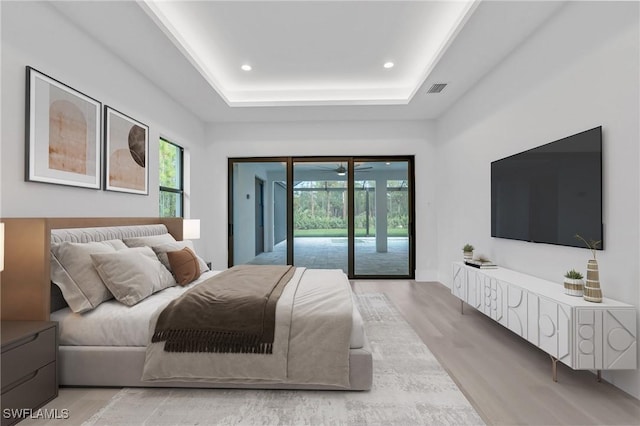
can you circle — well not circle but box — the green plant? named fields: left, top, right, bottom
left=462, top=244, right=474, bottom=252
left=574, top=234, right=601, bottom=259
left=564, top=269, right=583, bottom=280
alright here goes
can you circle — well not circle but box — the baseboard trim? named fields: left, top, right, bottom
left=415, top=269, right=438, bottom=282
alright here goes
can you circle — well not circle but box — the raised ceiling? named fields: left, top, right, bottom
left=49, top=1, right=566, bottom=123
left=140, top=1, right=478, bottom=107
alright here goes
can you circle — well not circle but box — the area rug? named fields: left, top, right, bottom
left=83, top=293, right=484, bottom=425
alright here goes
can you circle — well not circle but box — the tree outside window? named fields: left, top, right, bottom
left=159, top=138, right=183, bottom=217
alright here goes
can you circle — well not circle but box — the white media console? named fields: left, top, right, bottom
left=452, top=262, right=637, bottom=381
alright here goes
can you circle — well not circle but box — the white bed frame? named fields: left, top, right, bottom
left=48, top=221, right=373, bottom=391
left=58, top=344, right=373, bottom=390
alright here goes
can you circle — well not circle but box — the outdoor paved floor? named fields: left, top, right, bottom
left=247, top=237, right=409, bottom=276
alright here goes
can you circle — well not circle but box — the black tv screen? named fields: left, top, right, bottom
left=491, top=126, right=603, bottom=249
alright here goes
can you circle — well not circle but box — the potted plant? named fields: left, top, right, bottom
left=462, top=244, right=474, bottom=260
left=575, top=234, right=603, bottom=302
left=563, top=269, right=584, bottom=296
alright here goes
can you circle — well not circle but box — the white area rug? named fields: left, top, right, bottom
left=84, top=293, right=484, bottom=425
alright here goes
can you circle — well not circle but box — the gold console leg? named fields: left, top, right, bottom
left=550, top=355, right=558, bottom=382
left=597, top=370, right=602, bottom=382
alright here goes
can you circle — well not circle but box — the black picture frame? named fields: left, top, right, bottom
left=104, top=106, right=149, bottom=195
left=25, top=66, right=102, bottom=189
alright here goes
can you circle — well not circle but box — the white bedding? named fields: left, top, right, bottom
left=51, top=269, right=365, bottom=349
left=142, top=267, right=353, bottom=387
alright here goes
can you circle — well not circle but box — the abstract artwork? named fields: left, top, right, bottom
left=25, top=66, right=102, bottom=189
left=104, top=107, right=149, bottom=195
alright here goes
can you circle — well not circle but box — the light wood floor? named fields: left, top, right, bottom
left=353, top=280, right=640, bottom=426
left=24, top=280, right=640, bottom=426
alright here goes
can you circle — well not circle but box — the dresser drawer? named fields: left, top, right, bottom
left=1, top=327, right=56, bottom=387
left=1, top=362, right=57, bottom=426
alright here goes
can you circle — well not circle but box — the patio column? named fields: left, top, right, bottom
left=375, top=178, right=387, bottom=253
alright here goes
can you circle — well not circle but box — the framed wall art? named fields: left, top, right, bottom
left=25, top=66, right=102, bottom=189
left=104, top=106, right=149, bottom=195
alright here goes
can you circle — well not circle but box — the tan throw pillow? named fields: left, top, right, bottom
left=151, top=241, right=209, bottom=275
left=167, top=247, right=201, bottom=286
left=91, top=247, right=176, bottom=306
left=50, top=240, right=127, bottom=313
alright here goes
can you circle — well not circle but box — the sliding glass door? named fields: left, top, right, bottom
left=293, top=160, right=349, bottom=273
left=229, top=156, right=414, bottom=278
left=353, top=160, right=410, bottom=276
left=228, top=160, right=287, bottom=266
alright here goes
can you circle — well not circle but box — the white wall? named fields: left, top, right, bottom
left=435, top=1, right=640, bottom=398
left=0, top=2, right=207, bottom=240
left=205, top=120, right=437, bottom=278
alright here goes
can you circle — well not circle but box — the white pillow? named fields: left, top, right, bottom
left=123, top=233, right=177, bottom=248
left=151, top=240, right=210, bottom=275
left=50, top=240, right=127, bottom=313
left=91, top=247, right=176, bottom=306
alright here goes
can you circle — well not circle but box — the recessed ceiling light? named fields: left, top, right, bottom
left=385, top=162, right=391, bottom=165
left=241, top=64, right=252, bottom=71
left=383, top=62, right=394, bottom=69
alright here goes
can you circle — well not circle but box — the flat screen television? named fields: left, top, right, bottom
left=491, top=126, right=603, bottom=249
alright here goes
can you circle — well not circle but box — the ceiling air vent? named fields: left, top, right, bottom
left=427, top=83, right=447, bottom=94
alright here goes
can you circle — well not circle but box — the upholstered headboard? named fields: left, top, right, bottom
left=51, top=224, right=170, bottom=244
left=0, top=217, right=183, bottom=321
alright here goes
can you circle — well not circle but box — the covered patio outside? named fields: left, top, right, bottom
left=247, top=236, right=409, bottom=276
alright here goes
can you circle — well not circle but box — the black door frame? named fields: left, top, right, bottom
left=254, top=177, right=265, bottom=256
left=350, top=156, right=415, bottom=279
left=228, top=156, right=415, bottom=279
left=227, top=157, right=290, bottom=268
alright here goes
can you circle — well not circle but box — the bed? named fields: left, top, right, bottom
left=45, top=222, right=372, bottom=390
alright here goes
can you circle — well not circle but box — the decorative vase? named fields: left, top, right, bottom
left=463, top=251, right=473, bottom=261
left=563, top=278, right=584, bottom=297
left=583, top=259, right=603, bottom=303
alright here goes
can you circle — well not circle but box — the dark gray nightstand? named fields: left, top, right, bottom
left=1, top=321, right=58, bottom=426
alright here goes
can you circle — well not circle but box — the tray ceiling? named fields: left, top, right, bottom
left=140, top=1, right=478, bottom=107
left=49, top=1, right=566, bottom=122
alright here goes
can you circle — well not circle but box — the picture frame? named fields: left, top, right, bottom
left=104, top=106, right=149, bottom=195
left=25, top=66, right=102, bottom=189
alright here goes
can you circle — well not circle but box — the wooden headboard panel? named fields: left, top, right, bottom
left=0, top=217, right=183, bottom=321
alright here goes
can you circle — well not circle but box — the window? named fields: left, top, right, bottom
left=159, top=138, right=183, bottom=217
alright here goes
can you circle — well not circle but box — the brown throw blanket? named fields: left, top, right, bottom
left=152, top=265, right=295, bottom=354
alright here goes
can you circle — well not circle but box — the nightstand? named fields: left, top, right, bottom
left=1, top=321, right=58, bottom=426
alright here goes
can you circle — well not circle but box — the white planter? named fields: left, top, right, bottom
left=564, top=278, right=584, bottom=296
left=463, top=251, right=473, bottom=260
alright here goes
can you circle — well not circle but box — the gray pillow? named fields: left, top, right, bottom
left=151, top=240, right=210, bottom=276
left=91, top=246, right=176, bottom=306
left=50, top=240, right=127, bottom=313
left=123, top=233, right=177, bottom=248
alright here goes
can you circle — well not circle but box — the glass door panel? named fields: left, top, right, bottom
left=293, top=161, right=349, bottom=273
left=354, top=160, right=410, bottom=276
left=230, top=161, right=287, bottom=266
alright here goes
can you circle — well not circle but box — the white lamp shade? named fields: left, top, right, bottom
left=0, top=223, right=4, bottom=272
left=183, top=219, right=200, bottom=240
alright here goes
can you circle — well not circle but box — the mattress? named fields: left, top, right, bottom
left=51, top=269, right=365, bottom=349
